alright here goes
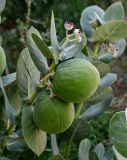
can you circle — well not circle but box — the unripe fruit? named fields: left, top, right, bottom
left=33, top=96, right=75, bottom=134
left=94, top=62, right=110, bottom=77
left=52, top=59, right=100, bottom=103
left=0, top=46, right=6, bottom=76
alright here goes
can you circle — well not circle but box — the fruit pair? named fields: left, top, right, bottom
left=33, top=59, right=100, bottom=134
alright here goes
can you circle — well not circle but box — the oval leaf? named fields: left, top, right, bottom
left=104, top=2, right=124, bottom=21
left=92, top=20, right=127, bottom=42
left=22, top=106, right=47, bottom=156
left=27, top=27, right=48, bottom=74
left=109, top=111, right=127, bottom=158
left=17, top=48, right=40, bottom=101
left=80, top=6, right=105, bottom=37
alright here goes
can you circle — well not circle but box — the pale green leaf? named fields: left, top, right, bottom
left=22, top=106, right=47, bottom=156
left=32, top=33, right=53, bottom=58
left=104, top=2, right=124, bottom=21
left=92, top=20, right=127, bottom=42
left=27, top=27, right=48, bottom=74
left=79, top=139, right=91, bottom=160
left=17, top=48, right=40, bottom=101
left=109, top=111, right=127, bottom=158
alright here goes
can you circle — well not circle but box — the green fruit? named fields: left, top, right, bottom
left=52, top=59, right=100, bottom=103
left=0, top=46, right=6, bottom=76
left=94, top=62, right=110, bottom=77
left=33, top=96, right=75, bottom=134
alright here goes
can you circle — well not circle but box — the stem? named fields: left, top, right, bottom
left=75, top=103, right=84, bottom=118
left=51, top=134, right=59, bottom=155
left=48, top=60, right=55, bottom=74
left=64, top=103, right=84, bottom=159
left=65, top=122, right=80, bottom=160
left=25, top=0, right=32, bottom=37
left=93, top=43, right=99, bottom=59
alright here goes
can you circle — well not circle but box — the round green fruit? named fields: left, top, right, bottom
left=33, top=96, right=75, bottom=134
left=0, top=46, right=6, bottom=76
left=52, top=59, right=100, bottom=103
left=94, top=62, right=110, bottom=77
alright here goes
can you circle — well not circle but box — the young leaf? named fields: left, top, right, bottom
left=0, top=0, right=6, bottom=14
left=32, top=33, right=53, bottom=58
left=17, top=48, right=40, bottom=101
left=80, top=6, right=105, bottom=37
left=22, top=106, right=47, bottom=156
left=92, top=20, right=127, bottom=42
left=27, top=27, right=48, bottom=74
left=109, top=111, right=127, bottom=158
left=79, top=139, right=91, bottom=160
left=94, top=143, right=107, bottom=160
left=48, top=154, right=65, bottom=160
left=50, top=11, right=60, bottom=63
left=104, top=2, right=124, bottom=21
left=59, top=33, right=87, bottom=60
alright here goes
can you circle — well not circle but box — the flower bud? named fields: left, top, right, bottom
left=74, top=29, right=82, bottom=42
left=64, top=21, right=74, bottom=30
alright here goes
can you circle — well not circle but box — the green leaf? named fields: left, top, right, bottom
left=22, top=106, right=47, bottom=156
left=48, top=154, right=65, bottom=160
left=88, top=86, right=112, bottom=104
left=0, top=72, right=16, bottom=87
left=50, top=11, right=60, bottom=63
left=109, top=111, right=127, bottom=158
left=79, top=138, right=91, bottom=160
left=104, top=2, right=124, bottom=21
left=27, top=27, right=48, bottom=74
left=32, top=33, right=53, bottom=58
left=0, top=0, right=6, bottom=14
left=112, top=146, right=127, bottom=160
left=0, top=78, right=15, bottom=125
left=80, top=94, right=112, bottom=120
left=17, top=48, right=40, bottom=101
left=60, top=118, right=91, bottom=144
left=99, top=73, right=117, bottom=87
left=94, top=143, right=107, bottom=160
left=80, top=6, right=105, bottom=37
left=92, top=20, right=127, bottom=42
